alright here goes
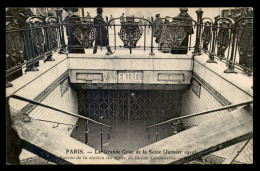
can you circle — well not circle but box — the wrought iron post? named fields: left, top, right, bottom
left=207, top=17, right=218, bottom=63
left=85, top=120, right=88, bottom=145
left=155, top=125, right=159, bottom=142
left=100, top=124, right=103, bottom=152
left=194, top=8, right=203, bottom=55
left=55, top=9, right=66, bottom=54
left=147, top=128, right=150, bottom=140
left=108, top=127, right=112, bottom=140
left=224, top=22, right=237, bottom=73
left=149, top=17, right=155, bottom=56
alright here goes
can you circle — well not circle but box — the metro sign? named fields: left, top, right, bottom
left=76, top=73, right=103, bottom=81
left=118, top=71, right=143, bottom=83
left=158, top=73, right=185, bottom=81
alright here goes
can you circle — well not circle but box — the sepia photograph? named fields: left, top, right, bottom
left=5, top=7, right=253, bottom=165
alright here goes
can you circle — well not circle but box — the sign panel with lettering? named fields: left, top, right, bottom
left=158, top=73, right=185, bottom=81
left=192, top=78, right=201, bottom=97
left=76, top=73, right=103, bottom=81
left=60, top=78, right=69, bottom=97
left=118, top=71, right=143, bottom=83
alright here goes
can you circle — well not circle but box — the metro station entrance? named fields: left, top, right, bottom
left=74, top=88, right=183, bottom=153
left=77, top=89, right=182, bottom=121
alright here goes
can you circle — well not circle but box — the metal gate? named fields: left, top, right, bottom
left=79, top=89, right=182, bottom=120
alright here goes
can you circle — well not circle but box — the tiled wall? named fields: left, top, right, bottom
left=181, top=78, right=253, bottom=164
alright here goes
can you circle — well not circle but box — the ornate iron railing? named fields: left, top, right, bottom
left=146, top=100, right=253, bottom=142
left=200, top=16, right=253, bottom=75
left=62, top=16, right=197, bottom=55
left=6, top=13, right=65, bottom=87
left=6, top=8, right=253, bottom=88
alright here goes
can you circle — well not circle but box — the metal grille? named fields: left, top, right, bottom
left=83, top=89, right=181, bottom=120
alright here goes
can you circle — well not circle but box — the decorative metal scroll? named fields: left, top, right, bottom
left=202, top=21, right=212, bottom=52
left=73, top=21, right=95, bottom=48
left=237, top=21, right=253, bottom=71
left=27, top=17, right=45, bottom=56
left=159, top=20, right=187, bottom=53
left=6, top=19, right=25, bottom=71
left=46, top=17, right=58, bottom=51
left=118, top=17, right=142, bottom=48
left=216, top=21, right=231, bottom=59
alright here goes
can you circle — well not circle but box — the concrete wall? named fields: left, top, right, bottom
left=5, top=54, right=79, bottom=164
left=19, top=80, right=79, bottom=163
left=68, top=53, right=193, bottom=85
left=181, top=54, right=253, bottom=164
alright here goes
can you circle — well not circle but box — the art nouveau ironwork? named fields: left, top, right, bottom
left=202, top=21, right=212, bottom=52
left=158, top=20, right=187, bottom=53
left=28, top=17, right=45, bottom=57
left=216, top=21, right=231, bottom=59
left=237, top=20, right=253, bottom=72
left=75, top=20, right=95, bottom=48
left=46, top=17, right=58, bottom=51
left=6, top=18, right=25, bottom=81
left=118, top=16, right=142, bottom=53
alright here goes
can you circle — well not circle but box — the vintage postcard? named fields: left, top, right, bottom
left=6, top=7, right=253, bottom=165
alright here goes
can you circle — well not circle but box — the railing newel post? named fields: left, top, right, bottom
left=193, top=8, right=203, bottom=55
left=224, top=22, right=238, bottom=74
left=207, top=17, right=218, bottom=63
left=55, top=9, right=66, bottom=54
left=149, top=17, right=155, bottom=56
left=100, top=124, right=103, bottom=152
left=147, top=128, right=150, bottom=140
left=155, top=125, right=159, bottom=142
left=108, top=126, right=112, bottom=140
left=85, top=120, right=89, bottom=145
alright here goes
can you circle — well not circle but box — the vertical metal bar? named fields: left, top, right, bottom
left=127, top=90, right=131, bottom=120
left=224, top=24, right=237, bottom=73
left=74, top=125, right=79, bottom=139
left=147, top=128, right=150, bottom=140
left=227, top=28, right=232, bottom=64
left=189, top=35, right=192, bottom=51
left=230, top=138, right=251, bottom=164
left=116, top=90, right=119, bottom=118
left=108, top=127, right=112, bottom=140
left=155, top=125, right=159, bottom=142
left=30, top=27, right=37, bottom=67
left=194, top=9, right=203, bottom=55
left=98, top=90, right=100, bottom=118
left=106, top=17, right=109, bottom=51
left=44, top=24, right=50, bottom=58
left=114, top=25, right=116, bottom=50
left=100, top=124, right=103, bottom=152
left=144, top=25, right=146, bottom=51
left=88, top=90, right=91, bottom=118
left=55, top=9, right=66, bottom=53
left=234, top=32, right=239, bottom=65
left=108, top=91, right=111, bottom=118
left=149, top=18, right=155, bottom=56
left=23, top=28, right=30, bottom=66
left=100, top=25, right=102, bottom=51
left=200, top=26, right=204, bottom=52
left=209, top=26, right=212, bottom=53
left=85, top=120, right=88, bottom=145
left=207, top=20, right=217, bottom=63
